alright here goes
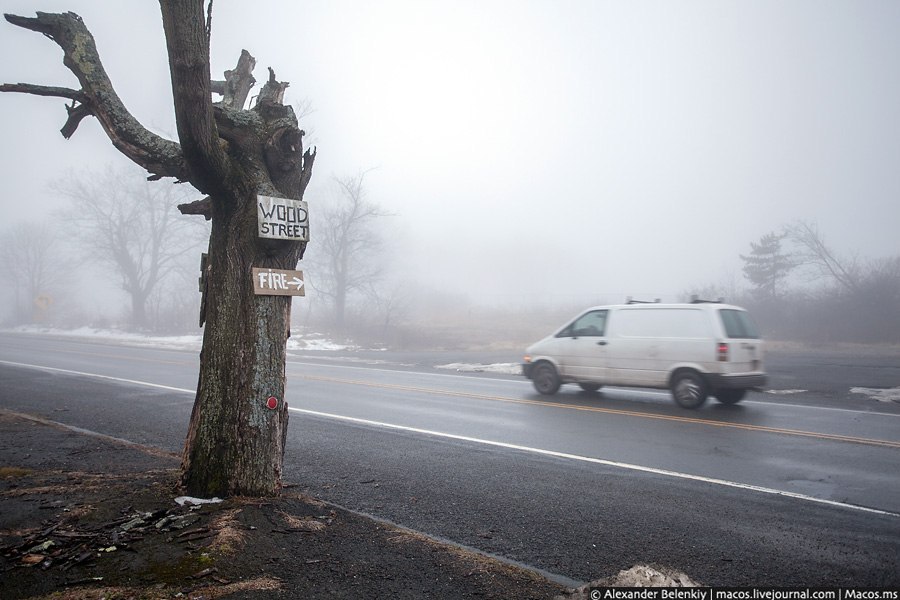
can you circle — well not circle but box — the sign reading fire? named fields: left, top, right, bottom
left=252, top=268, right=305, bottom=296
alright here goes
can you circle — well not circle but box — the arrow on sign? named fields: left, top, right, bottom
left=251, top=267, right=306, bottom=296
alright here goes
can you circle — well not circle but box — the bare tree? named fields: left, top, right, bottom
left=308, top=171, right=390, bottom=330
left=786, top=221, right=861, bottom=293
left=370, top=279, right=412, bottom=334
left=730, top=221, right=900, bottom=342
left=0, top=222, right=70, bottom=324
left=3, top=5, right=315, bottom=496
left=53, top=167, right=204, bottom=330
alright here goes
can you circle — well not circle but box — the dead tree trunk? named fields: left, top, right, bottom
left=3, top=5, right=315, bottom=497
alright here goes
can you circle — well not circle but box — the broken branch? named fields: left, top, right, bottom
left=0, top=83, right=85, bottom=102
left=2, top=11, right=187, bottom=182
left=61, top=101, right=92, bottom=138
left=178, top=197, right=213, bottom=220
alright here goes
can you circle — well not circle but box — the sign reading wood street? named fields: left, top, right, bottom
left=257, top=194, right=309, bottom=241
left=252, top=268, right=305, bottom=296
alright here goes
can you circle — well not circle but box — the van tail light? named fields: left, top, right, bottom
left=717, top=342, right=729, bottom=362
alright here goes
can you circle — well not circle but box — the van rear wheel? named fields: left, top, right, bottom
left=532, top=363, right=561, bottom=396
left=671, top=371, right=708, bottom=409
left=715, top=389, right=746, bottom=404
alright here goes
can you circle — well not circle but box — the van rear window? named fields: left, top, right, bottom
left=719, top=309, right=760, bottom=339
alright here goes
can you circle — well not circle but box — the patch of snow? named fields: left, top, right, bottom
left=5, top=326, right=203, bottom=351
left=435, top=362, right=522, bottom=375
left=174, top=496, right=223, bottom=506
left=850, top=386, right=900, bottom=403
left=287, top=336, right=358, bottom=351
left=765, top=389, right=808, bottom=395
left=5, top=326, right=362, bottom=353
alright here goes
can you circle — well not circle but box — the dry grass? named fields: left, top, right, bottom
left=385, top=528, right=550, bottom=585
left=26, top=577, right=284, bottom=600
left=207, top=508, right=245, bottom=555
left=0, top=466, right=32, bottom=478
left=280, top=489, right=329, bottom=508
left=765, top=339, right=900, bottom=356
left=277, top=509, right=327, bottom=532
left=0, top=470, right=171, bottom=498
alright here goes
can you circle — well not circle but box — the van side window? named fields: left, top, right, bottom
left=559, top=310, right=608, bottom=337
left=615, top=308, right=710, bottom=338
left=719, top=309, right=761, bottom=339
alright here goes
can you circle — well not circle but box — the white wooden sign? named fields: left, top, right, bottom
left=257, top=195, right=309, bottom=241
left=252, top=268, right=305, bottom=296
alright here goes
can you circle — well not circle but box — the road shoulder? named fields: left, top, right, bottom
left=0, top=410, right=567, bottom=599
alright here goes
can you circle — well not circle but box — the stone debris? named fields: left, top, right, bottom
left=0, top=502, right=210, bottom=572
left=558, top=564, right=700, bottom=599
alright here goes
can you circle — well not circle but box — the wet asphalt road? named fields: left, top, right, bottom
left=0, top=332, right=898, bottom=586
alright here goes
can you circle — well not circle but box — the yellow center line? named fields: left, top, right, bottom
left=297, top=374, right=900, bottom=450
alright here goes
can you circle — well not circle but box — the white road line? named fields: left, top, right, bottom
left=0, top=360, right=195, bottom=394
left=291, top=406, right=899, bottom=518
left=3, top=358, right=898, bottom=517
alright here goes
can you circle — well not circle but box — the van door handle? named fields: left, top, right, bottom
left=596, top=340, right=607, bottom=346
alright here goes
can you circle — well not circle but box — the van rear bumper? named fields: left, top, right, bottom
left=707, top=373, right=767, bottom=390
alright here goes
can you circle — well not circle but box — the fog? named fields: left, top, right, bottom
left=2, top=1, right=899, bottom=328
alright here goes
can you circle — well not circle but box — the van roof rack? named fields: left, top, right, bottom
left=625, top=297, right=661, bottom=304
left=690, top=295, right=725, bottom=304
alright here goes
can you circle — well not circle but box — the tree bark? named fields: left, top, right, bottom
left=159, top=0, right=315, bottom=497
left=3, top=5, right=316, bottom=497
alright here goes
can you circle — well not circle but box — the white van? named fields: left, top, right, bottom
left=522, top=301, right=766, bottom=408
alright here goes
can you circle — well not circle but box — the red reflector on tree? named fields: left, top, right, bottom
left=266, top=397, right=278, bottom=410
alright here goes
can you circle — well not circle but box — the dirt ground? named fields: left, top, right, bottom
left=0, top=410, right=571, bottom=599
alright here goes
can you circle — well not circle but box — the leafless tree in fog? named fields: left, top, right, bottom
left=730, top=222, right=900, bottom=342
left=53, top=167, right=204, bottom=330
left=307, top=171, right=391, bottom=331
left=0, top=222, right=71, bottom=325
left=787, top=220, right=862, bottom=293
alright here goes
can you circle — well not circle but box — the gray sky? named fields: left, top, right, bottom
left=2, top=0, right=899, bottom=305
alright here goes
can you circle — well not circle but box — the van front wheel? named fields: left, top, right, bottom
left=533, top=363, right=561, bottom=396
left=671, top=371, right=708, bottom=409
